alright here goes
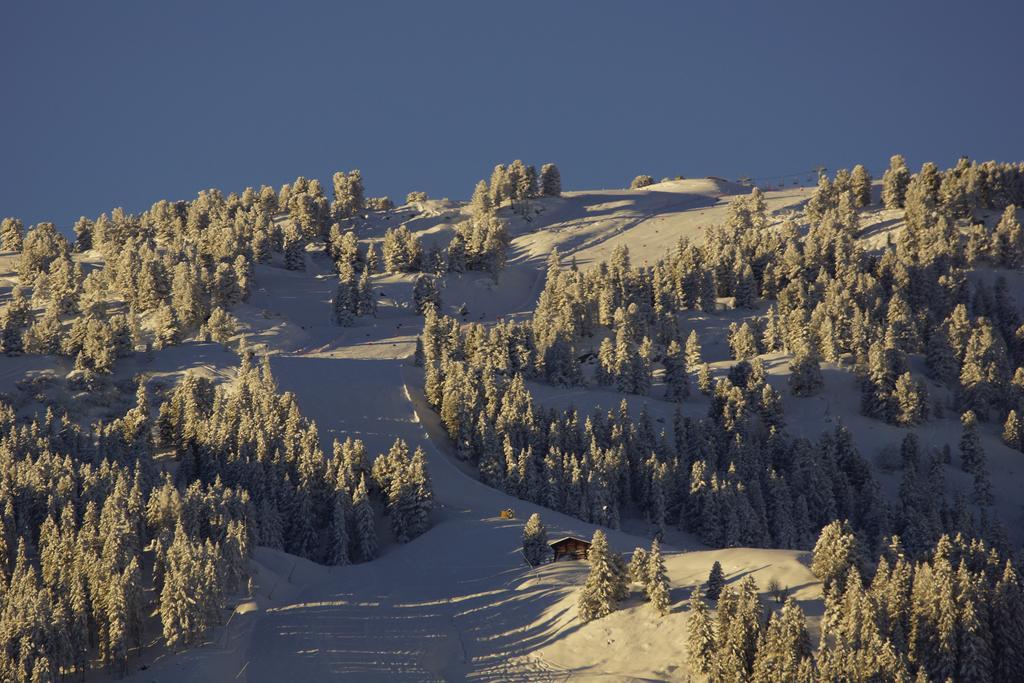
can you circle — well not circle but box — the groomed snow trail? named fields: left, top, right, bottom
left=241, top=347, right=630, bottom=682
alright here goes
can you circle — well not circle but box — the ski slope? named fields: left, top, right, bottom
left=122, top=319, right=819, bottom=682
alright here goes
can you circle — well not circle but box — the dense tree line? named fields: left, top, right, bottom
left=419, top=300, right=996, bottom=560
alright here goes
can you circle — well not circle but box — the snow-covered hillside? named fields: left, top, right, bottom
left=89, top=178, right=819, bottom=682
left=4, top=162, right=1024, bottom=682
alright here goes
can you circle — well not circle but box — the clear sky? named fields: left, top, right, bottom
left=2, top=0, right=1022, bottom=227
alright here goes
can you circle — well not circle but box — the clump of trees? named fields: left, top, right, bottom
left=687, top=526, right=1023, bottom=682
left=0, top=193, right=262, bottom=379
left=0, top=346, right=434, bottom=681
left=381, top=226, right=423, bottom=273
left=578, top=533, right=672, bottom=622
left=332, top=265, right=376, bottom=326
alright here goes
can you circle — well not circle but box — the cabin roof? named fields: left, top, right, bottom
left=548, top=536, right=591, bottom=547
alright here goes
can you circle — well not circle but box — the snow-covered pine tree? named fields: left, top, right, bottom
left=413, top=275, right=441, bottom=315
left=328, top=490, right=351, bottom=566
left=596, top=337, right=616, bottom=387
left=850, top=164, right=872, bottom=207
left=283, top=225, right=306, bottom=271
left=544, top=333, right=583, bottom=387
left=252, top=224, right=271, bottom=263
left=925, top=327, right=959, bottom=385
left=233, top=254, right=252, bottom=301
left=882, top=154, right=911, bottom=209
left=699, top=271, right=717, bottom=312
left=939, top=171, right=969, bottom=218
left=713, top=576, right=764, bottom=680
left=0, top=217, right=24, bottom=252
left=387, top=465, right=414, bottom=543
left=627, top=547, right=649, bottom=583
left=353, top=474, right=377, bottom=561
left=646, top=538, right=670, bottom=615
left=706, top=560, right=725, bottom=600
left=684, top=330, right=702, bottom=368
left=160, top=523, right=196, bottom=649
left=206, top=307, right=238, bottom=344
left=805, top=173, right=834, bottom=225
left=288, top=487, right=318, bottom=558
left=687, top=586, right=716, bottom=676
left=894, top=371, right=927, bottom=426
left=407, top=446, right=433, bottom=539
left=662, top=338, right=689, bottom=401
left=522, top=513, right=550, bottom=566
left=959, top=410, right=984, bottom=473
left=994, top=204, right=1023, bottom=268
left=698, top=363, right=713, bottom=395
left=210, top=262, right=239, bottom=310
left=357, top=267, right=376, bottom=317
left=0, top=287, right=32, bottom=354
left=1003, top=409, right=1023, bottom=451
left=332, top=276, right=357, bottom=326
left=810, top=520, right=860, bottom=593
left=788, top=347, right=823, bottom=397
left=751, top=596, right=812, bottom=681
left=631, top=337, right=653, bottom=395
left=506, top=160, right=527, bottom=203
left=728, top=321, right=759, bottom=360
left=106, top=572, right=130, bottom=675
left=540, top=163, right=562, bottom=197
left=992, top=560, right=1024, bottom=681
left=332, top=170, right=365, bottom=220
left=577, top=529, right=627, bottom=622
left=23, top=301, right=62, bottom=355
left=72, top=216, right=93, bottom=252
left=733, top=263, right=757, bottom=309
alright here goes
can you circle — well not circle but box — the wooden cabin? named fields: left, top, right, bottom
left=549, top=536, right=592, bottom=562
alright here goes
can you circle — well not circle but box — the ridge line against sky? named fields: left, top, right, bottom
left=1, top=0, right=1022, bottom=226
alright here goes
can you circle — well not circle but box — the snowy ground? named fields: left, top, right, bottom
left=8, top=177, right=1018, bottom=681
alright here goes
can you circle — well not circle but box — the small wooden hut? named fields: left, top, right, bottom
left=549, top=536, right=591, bottom=562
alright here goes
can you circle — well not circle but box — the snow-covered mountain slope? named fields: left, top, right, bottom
left=45, top=181, right=817, bottom=682
left=12, top=176, right=1019, bottom=682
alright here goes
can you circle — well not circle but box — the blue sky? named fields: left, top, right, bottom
left=2, top=1, right=1022, bottom=227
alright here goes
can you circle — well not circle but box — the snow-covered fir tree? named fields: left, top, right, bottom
left=577, top=530, right=628, bottom=622
left=706, top=560, right=725, bottom=600
left=645, top=538, right=670, bottom=615
left=540, top=163, right=562, bottom=197
left=522, top=513, right=550, bottom=566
